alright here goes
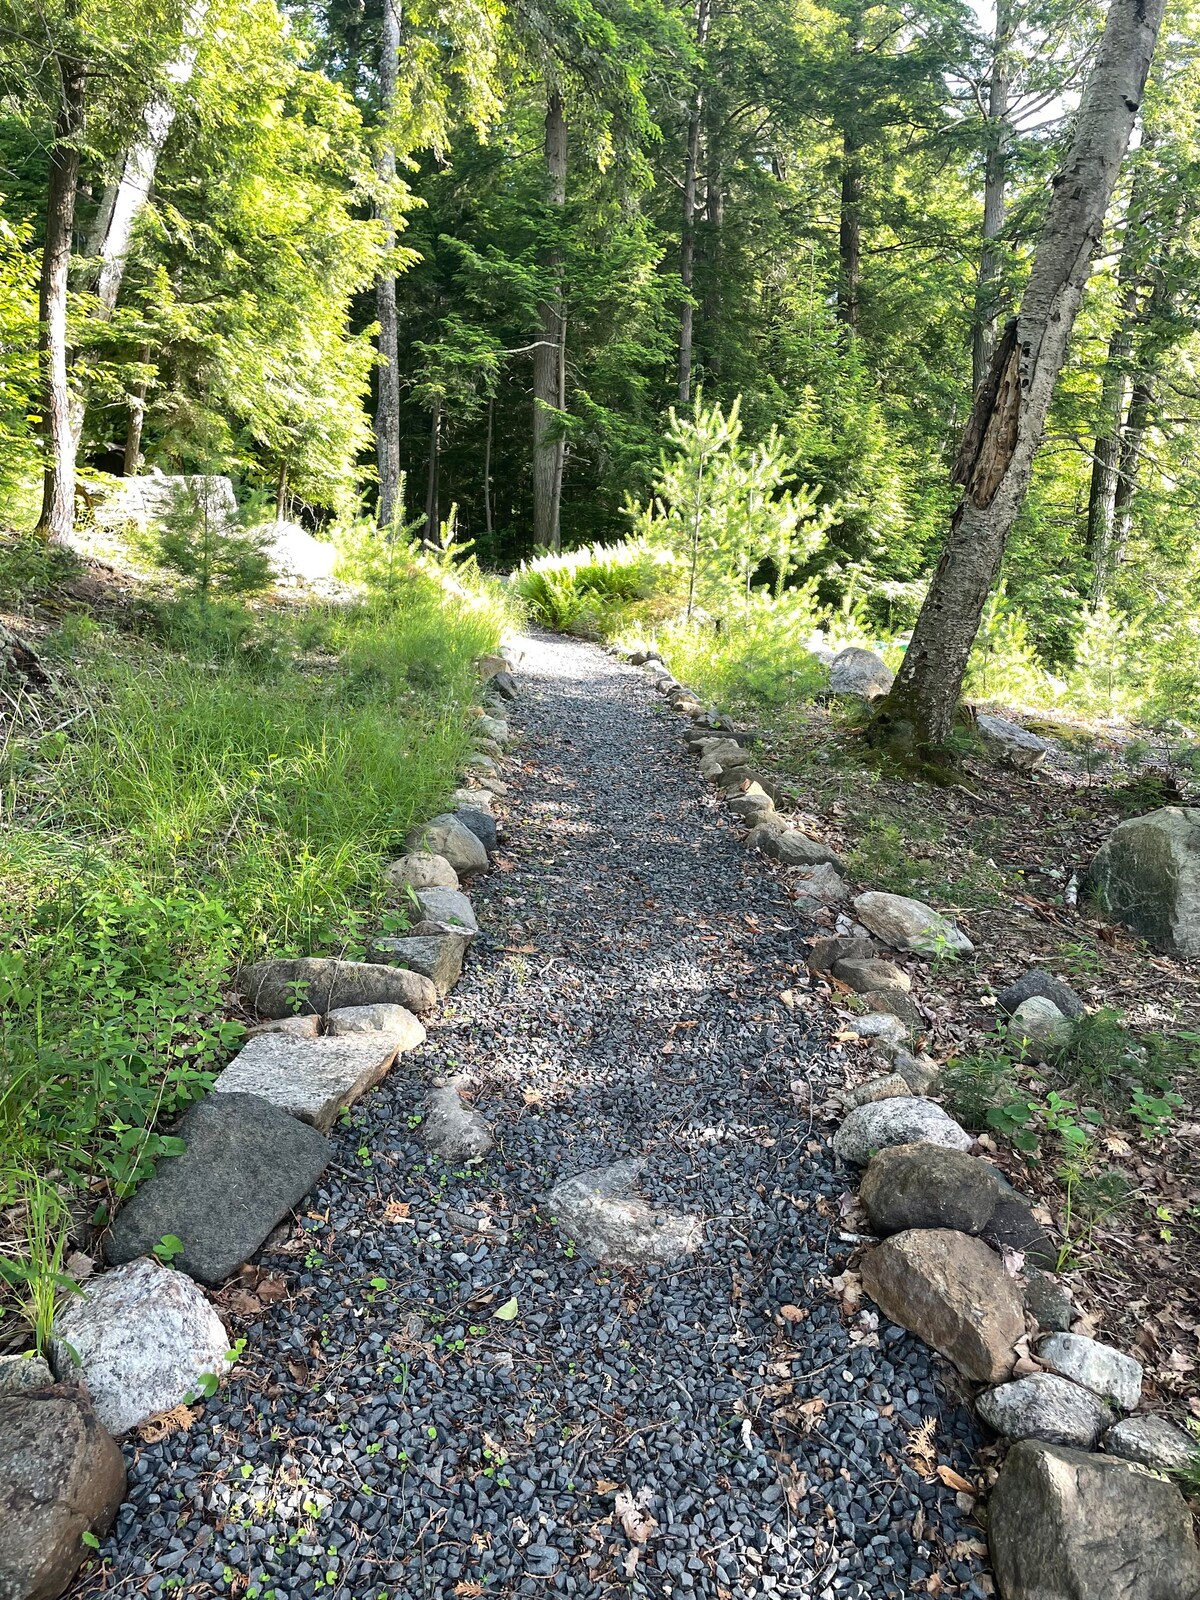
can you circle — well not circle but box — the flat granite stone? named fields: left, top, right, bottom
left=106, top=1092, right=330, bottom=1286
left=369, top=933, right=470, bottom=997
left=326, top=1003, right=426, bottom=1050
left=212, top=1034, right=399, bottom=1132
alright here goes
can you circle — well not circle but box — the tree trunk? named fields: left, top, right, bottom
left=678, top=0, right=712, bottom=405
left=1110, top=373, right=1152, bottom=571
left=123, top=343, right=150, bottom=475
left=483, top=395, right=494, bottom=540
left=873, top=0, right=1167, bottom=755
left=276, top=464, right=288, bottom=522
left=374, top=0, right=402, bottom=528
left=837, top=126, right=861, bottom=332
left=972, top=0, right=1013, bottom=394
left=532, top=87, right=566, bottom=552
left=36, top=49, right=86, bottom=545
left=1085, top=251, right=1142, bottom=597
left=425, top=395, right=441, bottom=538
left=700, top=155, right=724, bottom=378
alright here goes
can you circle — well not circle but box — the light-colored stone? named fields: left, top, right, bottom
left=807, top=935, right=876, bottom=974
left=464, top=751, right=499, bottom=774
left=860, top=1143, right=1001, bottom=1235
left=837, top=1074, right=912, bottom=1109
left=833, top=1097, right=973, bottom=1166
left=423, top=1084, right=493, bottom=1159
left=326, top=1003, right=426, bottom=1050
left=861, top=987, right=924, bottom=1038
left=1103, top=1414, right=1200, bottom=1473
left=240, top=956, right=438, bottom=1017
left=828, top=646, right=893, bottom=699
left=1086, top=806, right=1200, bottom=956
left=853, top=891, right=974, bottom=955
left=1038, top=1332, right=1143, bottom=1411
left=384, top=850, right=460, bottom=893
left=245, top=1013, right=321, bottom=1040
left=0, top=1353, right=53, bottom=1396
left=834, top=956, right=912, bottom=993
left=406, top=814, right=489, bottom=877
left=476, top=714, right=509, bottom=745
left=212, top=1033, right=398, bottom=1132
left=473, top=736, right=503, bottom=759
left=1008, top=995, right=1073, bottom=1059
left=546, top=1160, right=702, bottom=1268
left=51, top=1258, right=231, bottom=1436
left=451, top=788, right=494, bottom=814
left=889, top=1048, right=940, bottom=1095
left=370, top=933, right=470, bottom=997
left=845, top=1011, right=909, bottom=1046
left=0, top=1387, right=126, bottom=1600
left=976, top=712, right=1049, bottom=770
left=749, top=827, right=845, bottom=871
left=1024, top=1269, right=1073, bottom=1333
left=792, top=862, right=850, bottom=904
left=988, top=1441, right=1200, bottom=1600
left=413, top=886, right=478, bottom=932
left=860, top=1228, right=1023, bottom=1383
left=977, top=1373, right=1116, bottom=1446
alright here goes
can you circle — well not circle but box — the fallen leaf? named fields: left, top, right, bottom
left=382, top=1200, right=411, bottom=1222
left=779, top=1304, right=806, bottom=1323
left=454, top=1583, right=486, bottom=1597
left=595, top=1479, right=620, bottom=1495
left=494, top=1297, right=519, bottom=1322
left=615, top=1487, right=657, bottom=1545
left=137, top=1404, right=195, bottom=1443
left=935, top=1464, right=975, bottom=1494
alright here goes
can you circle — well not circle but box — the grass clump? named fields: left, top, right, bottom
left=512, top=540, right=679, bottom=637
left=0, top=556, right=513, bottom=1346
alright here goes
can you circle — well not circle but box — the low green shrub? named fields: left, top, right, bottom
left=512, top=540, right=679, bottom=636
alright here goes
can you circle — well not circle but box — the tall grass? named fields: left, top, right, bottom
left=0, top=568, right=511, bottom=1344
left=512, top=540, right=680, bottom=636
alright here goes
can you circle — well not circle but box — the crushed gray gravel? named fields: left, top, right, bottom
left=77, top=632, right=989, bottom=1600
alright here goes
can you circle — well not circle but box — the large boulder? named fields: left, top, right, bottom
left=212, top=1033, right=399, bottom=1132
left=1037, top=1332, right=1142, bottom=1411
left=792, top=863, right=850, bottom=905
left=51, top=1258, right=230, bottom=1436
left=413, top=886, right=478, bottom=933
left=383, top=851, right=459, bottom=893
left=406, top=814, right=489, bottom=877
left=853, top=892, right=974, bottom=955
left=828, top=647, right=893, bottom=700
left=1086, top=806, right=1200, bottom=956
left=975, top=713, right=1049, bottom=771
left=106, top=1092, right=330, bottom=1285
left=996, top=968, right=1086, bottom=1020
left=240, top=956, right=438, bottom=1018
left=1103, top=1414, right=1199, bottom=1473
left=860, top=1228, right=1023, bottom=1383
left=0, top=1387, right=126, bottom=1600
left=977, top=1373, right=1115, bottom=1447
left=988, top=1441, right=1200, bottom=1600
left=860, top=1143, right=1001, bottom=1236
left=833, top=1096, right=973, bottom=1166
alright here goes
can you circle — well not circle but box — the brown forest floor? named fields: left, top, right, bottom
left=730, top=694, right=1200, bottom=1432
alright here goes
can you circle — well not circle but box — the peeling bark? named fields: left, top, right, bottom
left=375, top=0, right=402, bottom=528
left=972, top=0, right=1012, bottom=394
left=678, top=0, right=711, bottom=404
left=874, top=0, right=1167, bottom=754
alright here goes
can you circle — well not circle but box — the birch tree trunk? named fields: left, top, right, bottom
left=873, top=0, right=1167, bottom=754
left=375, top=0, right=402, bottom=528
left=837, top=126, right=861, bottom=332
left=972, top=0, right=1012, bottom=394
left=532, top=87, right=566, bottom=552
left=36, top=49, right=86, bottom=545
left=678, top=0, right=712, bottom=404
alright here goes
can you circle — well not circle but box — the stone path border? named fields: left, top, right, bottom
left=612, top=639, right=1200, bottom=1594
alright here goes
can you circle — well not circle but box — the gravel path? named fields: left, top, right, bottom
left=83, top=633, right=990, bottom=1600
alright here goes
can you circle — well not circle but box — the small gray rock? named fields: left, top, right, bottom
left=414, top=886, right=478, bottom=932
left=1023, top=1269, right=1073, bottom=1333
left=406, top=814, right=489, bottom=876
left=749, top=827, right=845, bottom=871
left=1008, top=995, right=1073, bottom=1059
left=0, top=1353, right=53, bottom=1395
left=212, top=1034, right=399, bottom=1132
left=369, top=933, right=470, bottom=997
left=889, top=1048, right=941, bottom=1095
left=792, top=862, right=850, bottom=904
left=833, top=1097, right=973, bottom=1166
left=976, top=713, right=1049, bottom=771
left=423, top=1084, right=493, bottom=1159
left=837, top=1074, right=912, bottom=1109
left=853, top=891, right=974, bottom=955
left=384, top=851, right=460, bottom=892
left=546, top=1159, right=702, bottom=1268
left=977, top=1373, right=1116, bottom=1447
left=860, top=988, right=924, bottom=1038
left=847, top=1011, right=909, bottom=1046
left=455, top=806, right=499, bottom=858
left=834, top=956, right=911, bottom=994
left=239, top=956, right=438, bottom=1018
left=807, top=935, right=876, bottom=975
left=1038, top=1332, right=1143, bottom=1411
left=982, top=1191, right=1060, bottom=1271
left=326, top=1003, right=426, bottom=1051
left=1103, top=1414, right=1200, bottom=1473
left=245, top=1013, right=321, bottom=1040
left=996, top=969, right=1086, bottom=1020
left=828, top=646, right=893, bottom=700
left=860, top=1143, right=1001, bottom=1235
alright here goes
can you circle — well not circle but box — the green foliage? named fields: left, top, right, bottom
left=152, top=481, right=275, bottom=602
left=513, top=540, right=678, bottom=637
left=651, top=591, right=828, bottom=712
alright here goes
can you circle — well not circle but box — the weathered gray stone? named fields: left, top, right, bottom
left=845, top=1011, right=909, bottom=1047
left=473, top=735, right=503, bottom=759
left=838, top=1074, right=912, bottom=1109
left=245, top=1013, right=320, bottom=1040
left=982, top=1191, right=1059, bottom=1271
left=454, top=807, right=498, bottom=858
left=996, top=968, right=1086, bottom=1020
left=853, top=891, right=974, bottom=955
left=240, top=956, right=438, bottom=1018
left=860, top=1143, right=1001, bottom=1236
left=860, top=1228, right=1023, bottom=1383
left=383, top=850, right=460, bottom=893
left=833, top=1097, right=973, bottom=1165
left=828, top=646, right=893, bottom=699
left=889, top=1048, right=941, bottom=1095
left=490, top=669, right=518, bottom=700
left=0, top=1354, right=53, bottom=1396
left=406, top=814, right=489, bottom=876
left=1038, top=1332, right=1143, bottom=1411
left=792, top=863, right=850, bottom=905
left=977, top=1373, right=1116, bottom=1447
left=861, top=987, right=924, bottom=1038
left=1103, top=1414, right=1200, bottom=1473
left=106, top=1093, right=330, bottom=1284
left=1008, top=994, right=1073, bottom=1059
left=476, top=714, right=509, bottom=745
left=834, top=956, right=911, bottom=993
left=451, top=787, right=494, bottom=814
left=464, top=751, right=499, bottom=775
left=1086, top=806, right=1200, bottom=956
left=749, top=827, right=846, bottom=871
left=212, top=1034, right=398, bottom=1132
left=326, top=1003, right=426, bottom=1050
left=726, top=785, right=775, bottom=820
left=700, top=748, right=751, bottom=781
left=807, top=935, right=876, bottom=974
left=0, top=1387, right=126, bottom=1600
left=1024, top=1269, right=1073, bottom=1333
left=988, top=1441, right=1200, bottom=1600
left=51, top=1258, right=230, bottom=1436
left=369, top=933, right=470, bottom=998
left=414, top=886, right=478, bottom=932
left=976, top=713, right=1049, bottom=771
left=546, top=1160, right=702, bottom=1268
left=423, top=1084, right=493, bottom=1159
